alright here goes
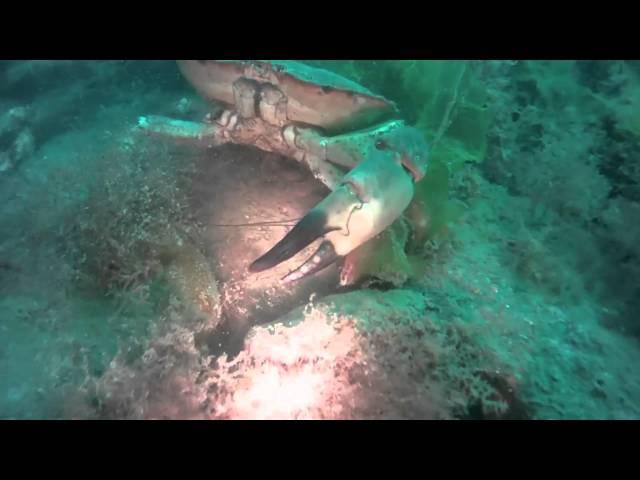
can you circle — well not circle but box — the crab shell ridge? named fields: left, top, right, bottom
left=177, top=60, right=399, bottom=134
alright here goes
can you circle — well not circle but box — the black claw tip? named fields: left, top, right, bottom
left=248, top=210, right=336, bottom=273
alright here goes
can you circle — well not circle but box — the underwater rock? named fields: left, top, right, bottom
left=91, top=323, right=214, bottom=420
left=162, top=238, right=222, bottom=330
left=91, top=288, right=452, bottom=420
left=218, top=288, right=453, bottom=420
left=240, top=288, right=531, bottom=420
left=247, top=288, right=429, bottom=336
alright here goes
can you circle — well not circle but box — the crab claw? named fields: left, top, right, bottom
left=248, top=150, right=417, bottom=282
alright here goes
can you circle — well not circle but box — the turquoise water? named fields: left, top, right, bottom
left=1, top=60, right=639, bottom=419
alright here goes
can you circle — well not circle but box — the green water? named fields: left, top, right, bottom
left=1, top=60, right=638, bottom=419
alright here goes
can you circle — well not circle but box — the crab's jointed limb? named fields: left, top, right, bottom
left=249, top=140, right=421, bottom=283
left=137, top=110, right=350, bottom=191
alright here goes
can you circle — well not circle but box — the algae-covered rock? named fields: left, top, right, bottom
left=224, top=288, right=451, bottom=420
left=161, top=239, right=222, bottom=328
left=249, top=288, right=429, bottom=335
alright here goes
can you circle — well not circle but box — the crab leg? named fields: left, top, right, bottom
left=283, top=119, right=428, bottom=189
left=249, top=148, right=416, bottom=282
left=136, top=115, right=227, bottom=148
left=137, top=111, right=349, bottom=191
left=249, top=122, right=430, bottom=282
left=288, top=119, right=407, bottom=170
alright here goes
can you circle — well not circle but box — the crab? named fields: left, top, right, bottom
left=137, top=60, right=429, bottom=285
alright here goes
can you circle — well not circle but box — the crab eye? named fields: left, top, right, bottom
left=375, top=139, right=388, bottom=150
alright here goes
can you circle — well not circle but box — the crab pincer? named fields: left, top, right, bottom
left=248, top=148, right=419, bottom=283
